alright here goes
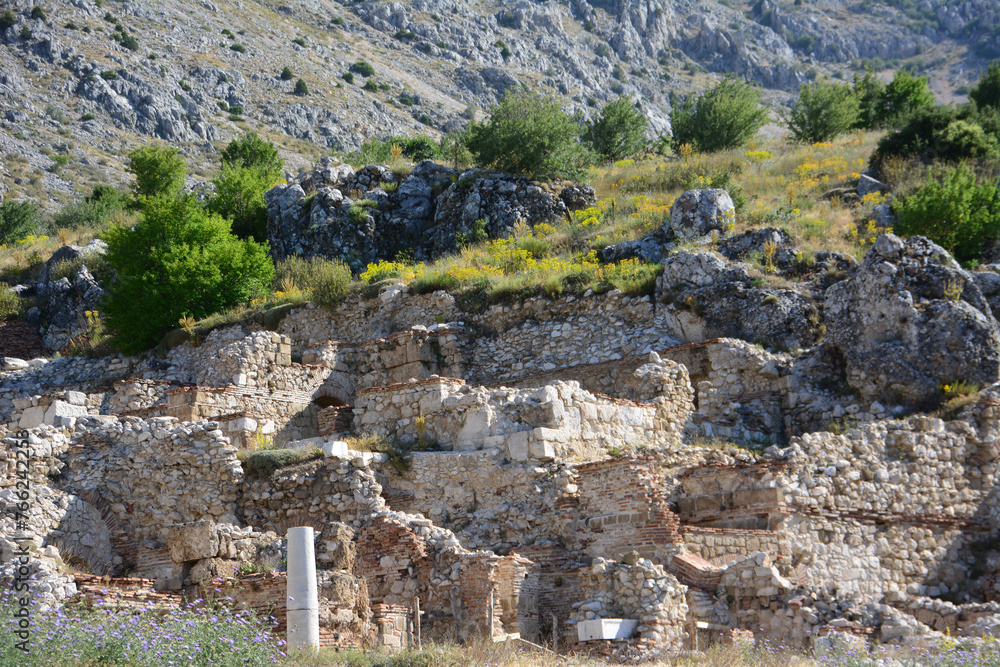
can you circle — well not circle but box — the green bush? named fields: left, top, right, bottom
left=80, top=112, right=96, bottom=121
left=208, top=166, right=274, bottom=241
left=0, top=289, right=25, bottom=321
left=102, top=194, right=274, bottom=353
left=0, top=11, right=16, bottom=30
left=220, top=132, right=283, bottom=177
left=20, top=25, right=30, bottom=39
left=970, top=61, right=1000, bottom=112
left=294, top=78, right=308, bottom=95
left=875, top=69, right=935, bottom=127
left=465, top=88, right=592, bottom=179
left=48, top=253, right=114, bottom=285
left=280, top=66, right=293, bottom=80
left=292, top=37, right=305, bottom=47
left=350, top=60, right=375, bottom=77
left=99, top=69, right=117, bottom=81
left=871, top=104, right=1000, bottom=173
left=670, top=76, right=769, bottom=152
left=351, top=136, right=440, bottom=166
left=0, top=201, right=40, bottom=245
left=273, top=256, right=351, bottom=307
left=52, top=186, right=126, bottom=230
left=785, top=80, right=860, bottom=143
left=585, top=95, right=648, bottom=161
left=894, top=164, right=1000, bottom=265
left=30, top=6, right=45, bottom=21
left=342, top=71, right=354, bottom=84
left=113, top=30, right=138, bottom=50
left=230, top=43, right=246, bottom=53
left=363, top=79, right=378, bottom=93
left=65, top=21, right=77, bottom=29
left=128, top=145, right=187, bottom=199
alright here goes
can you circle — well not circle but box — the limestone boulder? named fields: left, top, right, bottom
left=168, top=520, right=219, bottom=563
left=668, top=189, right=735, bottom=240
left=825, top=234, right=1000, bottom=402
left=717, top=226, right=799, bottom=270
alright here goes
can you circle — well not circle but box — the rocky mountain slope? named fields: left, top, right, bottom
left=0, top=0, right=996, bottom=210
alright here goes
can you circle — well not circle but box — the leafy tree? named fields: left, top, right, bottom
left=294, top=78, right=309, bottom=96
left=208, top=165, right=275, bottom=241
left=127, top=145, right=186, bottom=200
left=785, top=80, right=860, bottom=143
left=101, top=194, right=273, bottom=353
left=875, top=70, right=935, bottom=127
left=970, top=61, right=1000, bottom=112
left=894, top=164, right=1000, bottom=265
left=465, top=88, right=592, bottom=179
left=0, top=201, right=40, bottom=245
left=670, top=76, right=769, bottom=152
left=585, top=95, right=648, bottom=161
left=851, top=70, right=886, bottom=130
left=220, top=132, right=283, bottom=178
left=280, top=66, right=293, bottom=81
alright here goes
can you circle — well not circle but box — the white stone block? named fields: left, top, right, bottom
left=2, top=357, right=29, bottom=371
left=507, top=431, right=529, bottom=461
left=323, top=441, right=348, bottom=458
left=576, top=619, right=639, bottom=641
left=18, top=406, right=45, bottom=429
left=64, top=391, right=87, bottom=406
left=43, top=401, right=88, bottom=425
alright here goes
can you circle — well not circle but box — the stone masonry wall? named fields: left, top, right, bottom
left=353, top=378, right=692, bottom=463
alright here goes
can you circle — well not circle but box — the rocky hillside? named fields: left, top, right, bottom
left=0, top=0, right=996, bottom=209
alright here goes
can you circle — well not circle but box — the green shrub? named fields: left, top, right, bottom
left=80, top=112, right=96, bottom=121
left=52, top=188, right=125, bottom=231
left=228, top=105, right=243, bottom=115
left=894, top=164, right=1000, bottom=265
left=273, top=256, right=351, bottom=307
left=30, top=6, right=45, bottom=21
left=294, top=78, right=309, bottom=95
left=221, top=28, right=234, bottom=38
left=331, top=16, right=344, bottom=25
left=209, top=166, right=274, bottom=241
left=113, top=30, right=138, bottom=50
left=351, top=136, right=440, bottom=166
left=465, top=88, right=592, bottom=179
left=0, top=201, right=40, bottom=245
left=220, top=132, right=283, bottom=176
left=0, top=289, right=25, bottom=321
left=970, top=61, right=1000, bottom=112
left=342, top=71, right=354, bottom=84
left=100, top=69, right=117, bottom=80
left=0, top=11, right=16, bottom=30
left=362, top=79, right=378, bottom=93
left=19, top=25, right=30, bottom=39
left=350, top=60, right=375, bottom=77
left=871, top=104, right=1000, bottom=174
left=230, top=43, right=246, bottom=53
left=65, top=21, right=77, bottom=29
left=785, top=80, right=860, bottom=143
left=875, top=69, right=935, bottom=127
left=128, top=145, right=187, bottom=200
left=585, top=95, right=648, bottom=161
left=241, top=448, right=310, bottom=477
left=670, top=76, right=769, bottom=152
left=280, top=66, right=293, bottom=80
left=102, top=194, right=274, bottom=353
left=292, top=37, right=305, bottom=47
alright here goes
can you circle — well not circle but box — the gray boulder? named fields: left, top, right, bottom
left=825, top=234, right=1000, bottom=402
left=40, top=266, right=104, bottom=351
left=857, top=173, right=885, bottom=198
left=717, top=227, right=799, bottom=269
left=36, top=239, right=107, bottom=289
left=559, top=184, right=596, bottom=211
left=668, top=189, right=735, bottom=240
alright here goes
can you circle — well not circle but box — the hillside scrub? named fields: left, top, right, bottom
left=585, top=95, right=648, bottom=162
left=127, top=145, right=187, bottom=200
left=102, top=194, right=274, bottom=353
left=786, top=81, right=860, bottom=143
left=670, top=76, right=770, bottom=152
left=465, top=88, right=593, bottom=179
left=893, top=164, right=1000, bottom=265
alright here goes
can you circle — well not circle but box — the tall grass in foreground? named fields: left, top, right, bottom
left=0, top=585, right=284, bottom=666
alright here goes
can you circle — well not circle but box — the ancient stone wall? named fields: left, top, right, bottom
left=353, top=378, right=691, bottom=462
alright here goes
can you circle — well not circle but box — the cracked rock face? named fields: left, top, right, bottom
left=825, top=233, right=1000, bottom=403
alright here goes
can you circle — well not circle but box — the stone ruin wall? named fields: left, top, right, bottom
left=352, top=377, right=693, bottom=462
